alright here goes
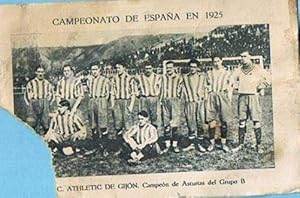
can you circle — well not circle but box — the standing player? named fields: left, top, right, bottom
left=56, top=64, right=84, bottom=114
left=161, top=61, right=183, bottom=153
left=181, top=59, right=207, bottom=152
left=206, top=56, right=233, bottom=152
left=24, top=66, right=54, bottom=135
left=232, top=50, right=271, bottom=154
left=87, top=62, right=111, bottom=156
left=111, top=62, right=138, bottom=152
left=123, top=110, right=160, bottom=165
left=104, top=64, right=115, bottom=114
left=137, top=62, right=162, bottom=128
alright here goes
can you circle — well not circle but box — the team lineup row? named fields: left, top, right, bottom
left=24, top=50, right=271, bottom=164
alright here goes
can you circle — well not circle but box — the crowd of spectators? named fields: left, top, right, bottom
left=114, top=24, right=270, bottom=69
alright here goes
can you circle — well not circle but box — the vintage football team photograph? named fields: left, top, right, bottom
left=12, top=24, right=274, bottom=177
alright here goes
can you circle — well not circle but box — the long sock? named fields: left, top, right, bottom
left=172, top=127, right=178, bottom=142
left=221, top=123, right=228, bottom=139
left=254, top=128, right=262, bottom=145
left=115, top=129, right=123, bottom=152
left=188, top=129, right=196, bottom=145
left=209, top=127, right=216, bottom=140
left=197, top=128, right=204, bottom=139
left=239, top=127, right=246, bottom=145
left=100, top=128, right=108, bottom=148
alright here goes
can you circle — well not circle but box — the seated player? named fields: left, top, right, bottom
left=43, top=100, right=87, bottom=157
left=123, top=110, right=160, bottom=165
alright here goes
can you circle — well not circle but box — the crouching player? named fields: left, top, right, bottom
left=123, top=110, right=160, bottom=165
left=44, top=100, right=87, bottom=157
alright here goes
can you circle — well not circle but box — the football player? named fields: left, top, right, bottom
left=44, top=99, right=87, bottom=157
left=24, top=66, right=54, bottom=135
left=160, top=61, right=183, bottom=153
left=232, top=50, right=271, bottom=154
left=136, top=62, right=162, bottom=127
left=86, top=61, right=111, bottom=156
left=56, top=64, right=83, bottom=114
left=111, top=62, right=138, bottom=153
left=123, top=110, right=160, bottom=165
left=206, top=56, right=233, bottom=152
left=181, top=59, right=207, bottom=152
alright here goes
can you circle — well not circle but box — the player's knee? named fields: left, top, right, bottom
left=209, top=120, right=217, bottom=128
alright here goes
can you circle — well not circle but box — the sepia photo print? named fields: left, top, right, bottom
left=12, top=24, right=274, bottom=177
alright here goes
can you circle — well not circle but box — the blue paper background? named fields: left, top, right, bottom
left=0, top=0, right=298, bottom=197
left=0, top=109, right=56, bottom=198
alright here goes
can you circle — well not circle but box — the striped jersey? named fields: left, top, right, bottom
left=49, top=110, right=85, bottom=138
left=137, top=73, right=162, bottom=97
left=123, top=123, right=158, bottom=146
left=87, top=75, right=110, bottom=98
left=56, top=77, right=83, bottom=100
left=24, top=78, right=53, bottom=104
left=162, top=73, right=183, bottom=98
left=182, top=72, right=207, bottom=102
left=207, top=67, right=231, bottom=93
left=112, top=72, right=138, bottom=100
